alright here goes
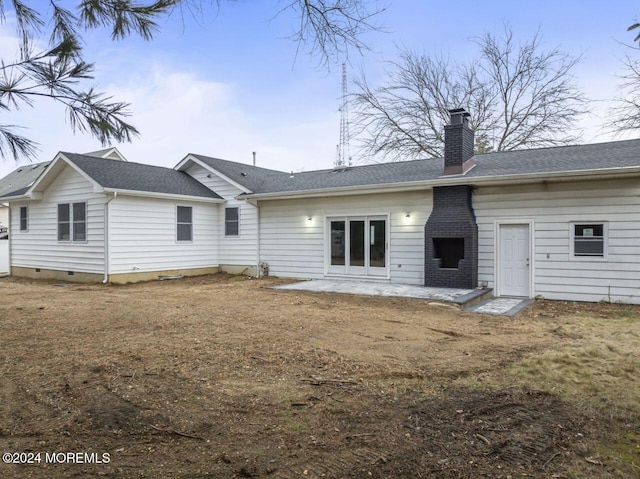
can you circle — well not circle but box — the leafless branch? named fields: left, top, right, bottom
left=275, top=0, right=385, bottom=69
left=352, top=27, right=588, bottom=162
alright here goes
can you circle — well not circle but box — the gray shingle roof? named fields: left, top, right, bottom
left=189, top=154, right=284, bottom=192
left=242, top=159, right=443, bottom=195
left=466, top=139, right=640, bottom=178
left=201, top=138, right=640, bottom=197
left=63, top=153, right=222, bottom=199
left=0, top=161, right=50, bottom=198
left=4, top=138, right=639, bottom=202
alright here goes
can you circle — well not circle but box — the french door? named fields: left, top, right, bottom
left=327, top=216, right=388, bottom=277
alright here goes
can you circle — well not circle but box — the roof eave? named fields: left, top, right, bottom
left=240, top=181, right=433, bottom=200
left=102, top=187, right=225, bottom=203
left=240, top=166, right=640, bottom=200
left=458, top=165, right=640, bottom=187
left=0, top=192, right=42, bottom=202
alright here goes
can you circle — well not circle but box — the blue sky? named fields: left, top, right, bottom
left=0, top=0, right=638, bottom=179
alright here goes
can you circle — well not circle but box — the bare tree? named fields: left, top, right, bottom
left=607, top=23, right=640, bottom=133
left=0, top=0, right=383, bottom=163
left=277, top=0, right=383, bottom=67
left=352, top=28, right=587, bottom=162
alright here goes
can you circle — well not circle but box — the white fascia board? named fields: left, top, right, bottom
left=175, top=155, right=252, bottom=194
left=0, top=193, right=42, bottom=202
left=239, top=182, right=431, bottom=200
left=240, top=166, right=640, bottom=200
left=102, top=187, right=225, bottom=203
left=449, top=166, right=640, bottom=187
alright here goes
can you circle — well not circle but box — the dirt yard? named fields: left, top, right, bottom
left=0, top=274, right=638, bottom=478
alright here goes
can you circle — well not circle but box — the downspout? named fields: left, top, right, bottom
left=255, top=199, right=260, bottom=278
left=6, top=203, right=11, bottom=277
left=103, top=192, right=117, bottom=284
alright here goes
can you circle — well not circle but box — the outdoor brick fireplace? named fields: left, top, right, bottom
left=424, top=109, right=478, bottom=289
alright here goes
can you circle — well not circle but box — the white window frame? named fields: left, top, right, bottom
left=225, top=206, right=240, bottom=237
left=324, top=214, right=390, bottom=279
left=569, top=221, right=608, bottom=261
left=57, top=202, right=87, bottom=243
left=176, top=205, right=193, bottom=243
left=19, top=205, right=28, bottom=232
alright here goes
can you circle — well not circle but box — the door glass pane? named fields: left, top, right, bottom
left=369, top=220, right=386, bottom=267
left=349, top=220, right=365, bottom=267
left=330, top=221, right=345, bottom=266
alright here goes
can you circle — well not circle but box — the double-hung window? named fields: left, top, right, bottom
left=177, top=206, right=193, bottom=242
left=58, top=202, right=86, bottom=242
left=19, top=206, right=28, bottom=231
left=225, top=207, right=239, bottom=236
left=572, top=223, right=606, bottom=259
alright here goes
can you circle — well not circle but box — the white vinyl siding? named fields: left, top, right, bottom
left=185, top=163, right=257, bottom=268
left=258, top=190, right=432, bottom=285
left=475, top=178, right=640, bottom=303
left=10, top=165, right=106, bottom=273
left=109, top=195, right=218, bottom=274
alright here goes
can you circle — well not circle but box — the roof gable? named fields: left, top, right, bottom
left=178, top=154, right=286, bottom=194
left=83, top=147, right=128, bottom=162
left=1, top=153, right=223, bottom=201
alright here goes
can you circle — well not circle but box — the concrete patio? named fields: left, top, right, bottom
left=273, top=279, right=531, bottom=316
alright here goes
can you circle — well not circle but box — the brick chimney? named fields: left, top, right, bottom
left=443, top=108, right=474, bottom=176
left=424, top=108, right=478, bottom=289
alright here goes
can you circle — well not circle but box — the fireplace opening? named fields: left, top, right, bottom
left=433, top=238, right=464, bottom=269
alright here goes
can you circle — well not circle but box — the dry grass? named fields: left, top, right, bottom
left=496, top=301, right=640, bottom=474
left=0, top=275, right=639, bottom=478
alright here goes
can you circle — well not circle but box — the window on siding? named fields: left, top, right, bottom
left=58, top=202, right=86, bottom=242
left=573, top=223, right=605, bottom=257
left=58, top=204, right=70, bottom=241
left=225, top=207, right=239, bottom=236
left=73, top=202, right=86, bottom=241
left=177, top=206, right=193, bottom=242
left=19, top=206, right=28, bottom=231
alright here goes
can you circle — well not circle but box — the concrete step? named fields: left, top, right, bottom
left=468, top=297, right=533, bottom=316
left=452, top=288, right=494, bottom=310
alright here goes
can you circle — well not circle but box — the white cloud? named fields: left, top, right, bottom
left=0, top=56, right=339, bottom=178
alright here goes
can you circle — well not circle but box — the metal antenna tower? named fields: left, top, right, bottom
left=335, top=63, right=351, bottom=168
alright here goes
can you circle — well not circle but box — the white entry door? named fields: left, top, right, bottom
left=499, top=224, right=530, bottom=297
